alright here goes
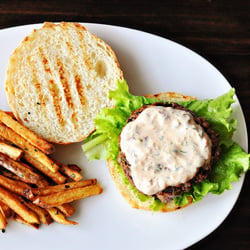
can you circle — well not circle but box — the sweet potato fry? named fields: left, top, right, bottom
left=29, top=179, right=97, bottom=197
left=0, top=174, right=33, bottom=199
left=0, top=141, right=23, bottom=160
left=23, top=153, right=66, bottom=184
left=13, top=214, right=39, bottom=229
left=0, top=186, right=39, bottom=224
left=0, top=123, right=59, bottom=173
left=0, top=110, right=55, bottom=154
left=0, top=153, right=42, bottom=185
left=54, top=160, right=83, bottom=181
left=33, top=184, right=103, bottom=208
left=56, top=203, right=75, bottom=217
left=46, top=207, right=77, bottom=225
left=0, top=204, right=7, bottom=230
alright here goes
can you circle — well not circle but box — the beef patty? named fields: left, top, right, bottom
left=118, top=102, right=220, bottom=203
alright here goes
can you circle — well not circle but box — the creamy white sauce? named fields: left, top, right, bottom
left=120, top=106, right=212, bottom=195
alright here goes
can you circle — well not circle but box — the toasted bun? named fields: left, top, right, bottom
left=107, top=92, right=196, bottom=212
left=5, top=22, right=123, bottom=144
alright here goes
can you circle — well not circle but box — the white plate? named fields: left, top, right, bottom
left=0, top=23, right=248, bottom=250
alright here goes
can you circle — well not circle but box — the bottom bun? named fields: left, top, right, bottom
left=107, top=159, right=193, bottom=212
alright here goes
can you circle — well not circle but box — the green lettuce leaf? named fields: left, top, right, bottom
left=182, top=90, right=237, bottom=147
left=209, top=142, right=250, bottom=193
left=82, top=79, right=249, bottom=209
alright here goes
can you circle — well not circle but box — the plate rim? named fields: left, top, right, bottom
left=0, top=22, right=248, bottom=250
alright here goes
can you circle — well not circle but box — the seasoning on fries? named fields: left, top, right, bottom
left=0, top=110, right=55, bottom=154
left=0, top=123, right=59, bottom=173
left=23, top=153, right=66, bottom=184
left=56, top=203, right=75, bottom=218
left=67, top=164, right=82, bottom=173
left=54, top=160, right=83, bottom=182
left=0, top=204, right=7, bottom=230
left=33, top=184, right=103, bottom=208
left=46, top=207, right=78, bottom=225
left=0, top=174, right=33, bottom=199
left=18, top=197, right=53, bottom=226
left=13, top=214, right=39, bottom=229
left=0, top=200, right=12, bottom=218
left=0, top=186, right=40, bottom=224
left=0, top=141, right=23, bottom=160
left=28, top=179, right=97, bottom=197
left=0, top=153, right=42, bottom=184
left=0, top=108, right=103, bottom=231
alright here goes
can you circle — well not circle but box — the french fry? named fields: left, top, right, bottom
left=35, top=179, right=49, bottom=188
left=3, top=111, right=15, bottom=119
left=0, top=168, right=28, bottom=182
left=0, top=136, right=5, bottom=141
left=0, top=168, right=48, bottom=190
left=18, top=198, right=52, bottom=226
left=23, top=153, right=66, bottom=184
left=0, top=186, right=39, bottom=224
left=54, top=160, right=83, bottom=181
left=0, top=204, right=7, bottom=230
left=0, top=110, right=55, bottom=154
left=56, top=203, right=75, bottom=217
left=29, top=179, right=97, bottom=197
left=0, top=123, right=59, bottom=173
left=0, top=153, right=42, bottom=185
left=0, top=174, right=33, bottom=199
left=67, top=164, right=82, bottom=173
left=0, top=110, right=103, bottom=229
left=13, top=214, right=39, bottom=229
left=0, top=201, right=12, bottom=218
left=46, top=207, right=77, bottom=225
left=0, top=141, right=23, bottom=160
left=33, top=184, right=103, bottom=208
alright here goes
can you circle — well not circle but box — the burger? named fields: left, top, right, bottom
left=83, top=80, right=249, bottom=212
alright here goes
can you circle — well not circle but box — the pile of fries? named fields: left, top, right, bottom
left=0, top=110, right=102, bottom=231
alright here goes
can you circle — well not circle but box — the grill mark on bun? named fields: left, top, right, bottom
left=75, top=74, right=87, bottom=107
left=63, top=26, right=87, bottom=111
left=26, top=56, right=48, bottom=121
left=5, top=22, right=124, bottom=143
left=48, top=79, right=65, bottom=127
left=56, top=57, right=78, bottom=129
left=56, top=58, right=73, bottom=109
left=75, top=26, right=92, bottom=72
left=39, top=48, right=50, bottom=73
left=64, top=42, right=81, bottom=128
left=38, top=48, right=65, bottom=127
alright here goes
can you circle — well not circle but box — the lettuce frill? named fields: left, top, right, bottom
left=82, top=80, right=249, bottom=210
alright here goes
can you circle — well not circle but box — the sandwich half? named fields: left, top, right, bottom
left=5, top=22, right=123, bottom=144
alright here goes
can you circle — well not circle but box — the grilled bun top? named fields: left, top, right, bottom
left=5, top=22, right=123, bottom=144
